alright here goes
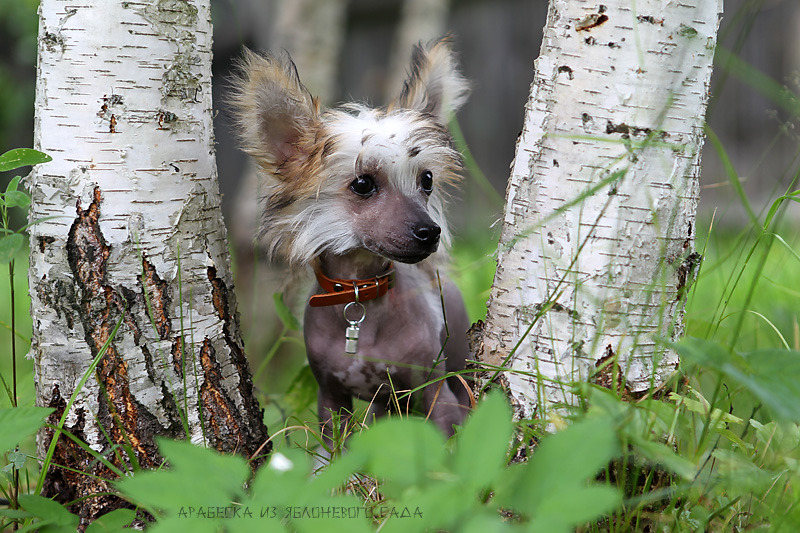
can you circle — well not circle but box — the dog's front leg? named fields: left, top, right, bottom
left=317, top=386, right=353, bottom=451
left=422, top=380, right=467, bottom=437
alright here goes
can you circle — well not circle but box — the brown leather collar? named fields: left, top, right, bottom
left=309, top=265, right=395, bottom=307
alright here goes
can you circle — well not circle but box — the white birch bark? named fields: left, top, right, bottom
left=474, top=0, right=722, bottom=421
left=30, top=0, right=268, bottom=518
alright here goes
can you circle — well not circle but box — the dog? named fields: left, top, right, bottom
left=230, top=38, right=471, bottom=445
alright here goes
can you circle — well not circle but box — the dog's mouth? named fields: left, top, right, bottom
left=382, top=247, right=437, bottom=264
left=364, top=239, right=439, bottom=265
left=359, top=219, right=442, bottom=264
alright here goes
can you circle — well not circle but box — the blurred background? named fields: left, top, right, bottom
left=2, top=0, right=798, bottom=225
left=1, top=0, right=799, bottom=424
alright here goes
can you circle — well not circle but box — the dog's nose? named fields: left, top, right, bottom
left=411, top=222, right=441, bottom=247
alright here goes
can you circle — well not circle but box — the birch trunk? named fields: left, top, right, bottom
left=30, top=0, right=269, bottom=520
left=474, top=0, right=722, bottom=421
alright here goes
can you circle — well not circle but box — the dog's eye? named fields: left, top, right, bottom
left=420, top=170, right=434, bottom=194
left=350, top=174, right=377, bottom=197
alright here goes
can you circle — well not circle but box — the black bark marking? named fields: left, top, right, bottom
left=140, top=255, right=172, bottom=340
left=676, top=252, right=702, bottom=302
left=206, top=267, right=270, bottom=461
left=59, top=187, right=165, bottom=522
left=198, top=338, right=250, bottom=454
left=38, top=235, right=55, bottom=253
left=41, top=385, right=133, bottom=524
left=171, top=335, right=184, bottom=375
left=35, top=278, right=79, bottom=330
left=592, top=345, right=632, bottom=398
left=606, top=121, right=669, bottom=140
left=576, top=13, right=609, bottom=32
left=637, top=15, right=664, bottom=25
left=157, top=110, right=178, bottom=129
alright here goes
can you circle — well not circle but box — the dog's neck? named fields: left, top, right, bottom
left=315, top=250, right=393, bottom=281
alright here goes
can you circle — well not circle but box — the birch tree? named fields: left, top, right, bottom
left=474, top=0, right=722, bottom=420
left=30, top=0, right=269, bottom=520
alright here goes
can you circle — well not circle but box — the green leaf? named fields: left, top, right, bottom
left=282, top=364, right=318, bottom=416
left=85, top=509, right=137, bottom=533
left=629, top=436, right=696, bottom=480
left=497, top=417, right=621, bottom=525
left=459, top=512, right=518, bottom=533
left=143, top=517, right=220, bottom=533
left=677, top=338, right=800, bottom=422
left=273, top=292, right=301, bottom=331
left=6, top=448, right=27, bottom=470
left=711, top=448, right=777, bottom=494
left=248, top=449, right=311, bottom=503
left=241, top=449, right=372, bottom=533
left=379, top=482, right=468, bottom=533
left=450, top=391, right=513, bottom=489
left=0, top=149, right=52, bottom=172
left=0, top=233, right=24, bottom=264
left=18, top=494, right=79, bottom=529
left=0, top=407, right=53, bottom=453
left=0, top=508, right=32, bottom=520
left=116, top=439, right=250, bottom=515
left=348, top=417, right=447, bottom=497
left=668, top=388, right=743, bottom=426
left=5, top=175, right=21, bottom=193
left=4, top=190, right=31, bottom=209
left=527, top=486, right=621, bottom=532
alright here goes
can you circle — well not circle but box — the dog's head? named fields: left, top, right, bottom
left=229, top=38, right=469, bottom=266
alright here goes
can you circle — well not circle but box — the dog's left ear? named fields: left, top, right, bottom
left=393, top=37, right=470, bottom=122
left=229, top=49, right=320, bottom=173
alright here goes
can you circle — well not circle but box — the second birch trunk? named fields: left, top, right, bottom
left=474, top=0, right=722, bottom=420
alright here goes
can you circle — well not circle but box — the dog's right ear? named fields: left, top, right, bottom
left=392, top=38, right=469, bottom=122
left=229, top=49, right=319, bottom=172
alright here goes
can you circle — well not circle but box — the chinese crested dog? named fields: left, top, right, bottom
left=230, top=38, right=471, bottom=444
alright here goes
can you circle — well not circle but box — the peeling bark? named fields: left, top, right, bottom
left=474, top=0, right=721, bottom=421
left=30, top=0, right=270, bottom=523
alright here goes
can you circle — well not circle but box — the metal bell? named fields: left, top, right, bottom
left=345, top=324, right=360, bottom=354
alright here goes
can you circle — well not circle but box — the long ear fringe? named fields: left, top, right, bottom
left=227, top=48, right=319, bottom=172
left=394, top=37, right=470, bottom=121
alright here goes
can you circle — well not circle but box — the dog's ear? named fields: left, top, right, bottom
left=393, top=37, right=469, bottom=122
left=229, top=49, right=319, bottom=171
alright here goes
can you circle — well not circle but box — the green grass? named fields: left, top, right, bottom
left=0, top=251, right=33, bottom=411
left=687, top=221, right=800, bottom=352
